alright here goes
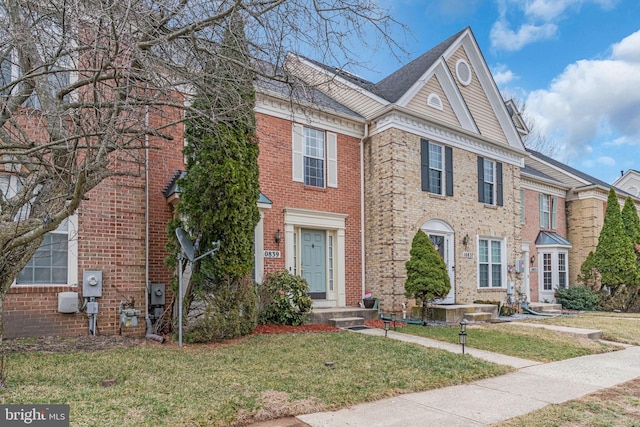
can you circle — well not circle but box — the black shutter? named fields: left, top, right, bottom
left=445, top=146, right=453, bottom=196
left=477, top=156, right=484, bottom=203
left=496, top=161, right=503, bottom=206
left=420, top=139, right=429, bottom=192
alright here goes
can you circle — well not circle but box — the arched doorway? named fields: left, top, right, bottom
left=420, top=219, right=455, bottom=304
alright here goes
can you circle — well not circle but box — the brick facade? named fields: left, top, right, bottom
left=256, top=112, right=363, bottom=306
left=365, top=128, right=522, bottom=313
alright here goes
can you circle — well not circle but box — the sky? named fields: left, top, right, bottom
left=349, top=0, right=640, bottom=185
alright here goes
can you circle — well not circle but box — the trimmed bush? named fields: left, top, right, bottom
left=258, top=271, right=313, bottom=326
left=555, top=286, right=599, bottom=311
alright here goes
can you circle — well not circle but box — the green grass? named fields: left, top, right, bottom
left=0, top=332, right=512, bottom=426
left=494, top=377, right=640, bottom=427
left=400, top=323, right=620, bottom=362
left=523, top=312, right=640, bottom=345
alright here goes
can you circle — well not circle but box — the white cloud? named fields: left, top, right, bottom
left=490, top=20, right=557, bottom=51
left=491, top=0, right=619, bottom=51
left=524, top=0, right=617, bottom=21
left=525, top=30, right=640, bottom=159
left=597, top=156, right=616, bottom=166
left=491, top=64, right=517, bottom=85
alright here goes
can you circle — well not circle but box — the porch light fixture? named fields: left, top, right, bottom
left=462, top=234, right=470, bottom=249
left=459, top=320, right=468, bottom=354
left=530, top=255, right=536, bottom=265
left=274, top=229, right=282, bottom=244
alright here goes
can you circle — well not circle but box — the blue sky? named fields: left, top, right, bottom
left=350, top=0, right=640, bottom=184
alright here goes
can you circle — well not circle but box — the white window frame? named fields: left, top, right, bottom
left=292, top=124, right=337, bottom=188
left=1, top=175, right=78, bottom=286
left=428, top=142, right=444, bottom=195
left=540, top=194, right=551, bottom=229
left=538, top=249, right=569, bottom=295
left=478, top=237, right=505, bottom=288
left=483, top=159, right=495, bottom=205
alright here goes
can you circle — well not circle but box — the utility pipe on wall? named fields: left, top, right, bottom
left=360, top=123, right=369, bottom=301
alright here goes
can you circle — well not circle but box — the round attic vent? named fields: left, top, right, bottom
left=629, top=186, right=639, bottom=197
left=456, top=59, right=472, bottom=86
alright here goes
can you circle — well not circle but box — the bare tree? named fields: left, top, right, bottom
left=507, top=96, right=557, bottom=157
left=0, top=0, right=404, bottom=337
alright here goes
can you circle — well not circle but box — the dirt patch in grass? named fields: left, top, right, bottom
left=236, top=390, right=324, bottom=426
left=0, top=324, right=339, bottom=354
left=0, top=334, right=159, bottom=354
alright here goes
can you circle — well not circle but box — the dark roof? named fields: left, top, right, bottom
left=521, top=165, right=560, bottom=183
left=162, top=170, right=186, bottom=198
left=526, top=148, right=622, bottom=191
left=296, top=28, right=468, bottom=103
left=256, top=72, right=363, bottom=118
left=375, top=29, right=467, bottom=102
left=536, top=231, right=572, bottom=247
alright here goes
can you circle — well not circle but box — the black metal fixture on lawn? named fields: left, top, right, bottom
left=383, top=320, right=390, bottom=337
left=459, top=319, right=468, bottom=354
left=391, top=312, right=397, bottom=330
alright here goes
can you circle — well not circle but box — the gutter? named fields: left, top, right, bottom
left=360, top=123, right=369, bottom=300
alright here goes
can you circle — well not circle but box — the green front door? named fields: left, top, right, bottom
left=302, top=229, right=326, bottom=299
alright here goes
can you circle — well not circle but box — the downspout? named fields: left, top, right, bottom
left=360, top=123, right=369, bottom=300
left=144, top=105, right=165, bottom=343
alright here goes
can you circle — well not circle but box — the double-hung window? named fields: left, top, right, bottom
left=539, top=194, right=557, bottom=229
left=292, top=124, right=337, bottom=188
left=477, top=156, right=503, bottom=206
left=420, top=139, right=453, bottom=196
left=1, top=174, right=77, bottom=286
left=478, top=238, right=503, bottom=288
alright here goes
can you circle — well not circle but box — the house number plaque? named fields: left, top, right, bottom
left=264, top=250, right=281, bottom=258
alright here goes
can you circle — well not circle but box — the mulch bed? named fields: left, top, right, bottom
left=252, top=324, right=340, bottom=334
left=364, top=319, right=407, bottom=329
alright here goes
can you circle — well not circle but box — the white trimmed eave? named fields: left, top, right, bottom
left=526, top=155, right=591, bottom=188
left=395, top=60, right=478, bottom=134
left=287, top=53, right=390, bottom=107
left=442, top=29, right=525, bottom=152
left=521, top=175, right=569, bottom=198
left=255, top=89, right=366, bottom=139
left=371, top=105, right=526, bottom=167
left=566, top=184, right=611, bottom=202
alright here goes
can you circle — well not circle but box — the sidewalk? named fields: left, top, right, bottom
left=291, top=327, right=640, bottom=427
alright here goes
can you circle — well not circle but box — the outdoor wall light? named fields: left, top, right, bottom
left=459, top=320, right=468, bottom=354
left=274, top=229, right=282, bottom=244
left=462, top=234, right=470, bottom=248
left=530, top=255, right=536, bottom=265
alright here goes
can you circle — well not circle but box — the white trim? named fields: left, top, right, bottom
left=326, top=132, right=338, bottom=188
left=374, top=110, right=525, bottom=167
left=427, top=93, right=443, bottom=111
left=520, top=177, right=568, bottom=197
left=292, top=123, right=304, bottom=183
left=284, top=208, right=347, bottom=307
left=455, top=59, right=472, bottom=86
left=396, top=61, right=478, bottom=133
left=477, top=235, right=507, bottom=289
left=420, top=220, right=455, bottom=304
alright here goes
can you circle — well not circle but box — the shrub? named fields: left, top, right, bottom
left=258, top=271, right=312, bottom=326
left=185, top=275, right=257, bottom=343
left=555, top=286, right=599, bottom=311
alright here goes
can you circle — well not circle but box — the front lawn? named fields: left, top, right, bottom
left=523, top=312, right=640, bottom=345
left=400, top=323, right=620, bottom=362
left=0, top=331, right=512, bottom=426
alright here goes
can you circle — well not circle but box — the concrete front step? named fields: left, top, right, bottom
left=464, top=312, right=493, bottom=322
left=310, top=307, right=378, bottom=325
left=329, top=317, right=365, bottom=328
left=528, top=302, right=563, bottom=313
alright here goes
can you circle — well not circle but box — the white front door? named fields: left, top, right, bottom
left=421, top=219, right=455, bottom=304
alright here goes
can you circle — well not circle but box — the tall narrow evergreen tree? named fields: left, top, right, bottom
left=177, top=10, right=260, bottom=340
left=622, top=197, right=640, bottom=247
left=405, top=230, right=451, bottom=322
left=593, top=189, right=637, bottom=310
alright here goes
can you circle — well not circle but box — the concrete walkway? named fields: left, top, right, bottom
left=292, top=327, right=640, bottom=427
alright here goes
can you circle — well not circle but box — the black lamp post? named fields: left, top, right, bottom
left=391, top=312, right=397, bottom=330
left=383, top=320, right=390, bottom=337
left=459, top=320, right=468, bottom=354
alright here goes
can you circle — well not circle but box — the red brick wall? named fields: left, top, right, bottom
left=4, top=103, right=185, bottom=339
left=521, top=188, right=568, bottom=302
left=256, top=113, right=363, bottom=305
